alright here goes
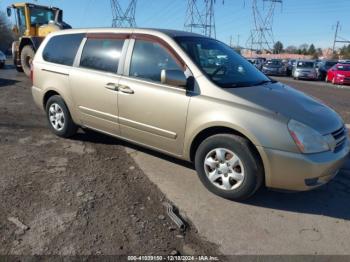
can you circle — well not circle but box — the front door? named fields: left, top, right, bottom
left=118, top=37, right=190, bottom=156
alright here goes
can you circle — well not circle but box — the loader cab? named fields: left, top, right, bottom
left=7, top=2, right=71, bottom=77
left=7, top=3, right=69, bottom=38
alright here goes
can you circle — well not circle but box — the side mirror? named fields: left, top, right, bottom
left=7, top=7, right=12, bottom=17
left=161, top=69, right=187, bottom=87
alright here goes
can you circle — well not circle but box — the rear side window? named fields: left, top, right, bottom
left=42, top=34, right=84, bottom=66
left=80, top=38, right=125, bottom=73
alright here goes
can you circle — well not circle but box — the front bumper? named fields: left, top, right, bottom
left=258, top=139, right=350, bottom=191
left=294, top=71, right=317, bottom=79
left=335, top=77, right=350, bottom=85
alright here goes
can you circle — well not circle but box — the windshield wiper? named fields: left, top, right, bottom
left=250, top=79, right=276, bottom=86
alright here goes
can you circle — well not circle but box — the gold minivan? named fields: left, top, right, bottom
left=32, top=28, right=349, bottom=200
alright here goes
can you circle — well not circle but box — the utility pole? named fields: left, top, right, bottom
left=111, top=0, right=137, bottom=28
left=332, top=21, right=340, bottom=53
left=184, top=0, right=223, bottom=38
left=246, top=0, right=282, bottom=53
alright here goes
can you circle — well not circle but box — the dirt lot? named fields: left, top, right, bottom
left=0, top=64, right=219, bottom=256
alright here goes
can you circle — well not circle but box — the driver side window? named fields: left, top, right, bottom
left=129, top=40, right=183, bottom=83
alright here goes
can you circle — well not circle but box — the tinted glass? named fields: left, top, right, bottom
left=175, top=36, right=270, bottom=88
left=337, top=65, right=350, bottom=71
left=296, top=61, right=314, bottom=68
left=43, top=34, right=84, bottom=66
left=30, top=7, right=55, bottom=26
left=129, top=40, right=182, bottom=82
left=325, top=61, right=338, bottom=68
left=266, top=60, right=282, bottom=65
left=80, top=38, right=124, bottom=73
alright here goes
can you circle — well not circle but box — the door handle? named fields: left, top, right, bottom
left=104, top=83, right=118, bottom=91
left=118, top=85, right=134, bottom=94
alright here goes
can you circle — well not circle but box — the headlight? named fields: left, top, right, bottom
left=288, top=119, right=331, bottom=153
left=262, top=67, right=267, bottom=70
left=337, top=74, right=345, bottom=78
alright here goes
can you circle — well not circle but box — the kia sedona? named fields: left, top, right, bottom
left=32, top=29, right=349, bottom=200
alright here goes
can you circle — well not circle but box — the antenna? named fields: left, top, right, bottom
left=246, top=0, right=282, bottom=53
left=111, top=0, right=137, bottom=28
left=184, top=0, right=223, bottom=38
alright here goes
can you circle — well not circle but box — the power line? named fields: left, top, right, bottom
left=111, top=0, right=137, bottom=28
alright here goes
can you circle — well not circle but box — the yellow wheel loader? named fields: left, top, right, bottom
left=7, top=3, right=71, bottom=76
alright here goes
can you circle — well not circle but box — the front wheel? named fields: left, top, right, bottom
left=20, top=45, right=35, bottom=77
left=194, top=134, right=263, bottom=200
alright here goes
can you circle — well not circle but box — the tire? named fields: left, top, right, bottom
left=45, top=95, right=78, bottom=138
left=13, top=53, right=23, bottom=72
left=194, top=134, right=264, bottom=201
left=20, top=45, right=35, bottom=77
left=0, top=63, right=4, bottom=69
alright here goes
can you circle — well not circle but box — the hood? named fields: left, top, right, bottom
left=227, top=82, right=343, bottom=135
left=336, top=71, right=350, bottom=77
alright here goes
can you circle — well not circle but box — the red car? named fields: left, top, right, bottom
left=326, top=63, right=350, bottom=85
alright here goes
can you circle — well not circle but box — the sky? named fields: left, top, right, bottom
left=1, top=0, right=350, bottom=49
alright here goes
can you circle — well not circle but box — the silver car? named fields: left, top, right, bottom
left=293, top=60, right=317, bottom=80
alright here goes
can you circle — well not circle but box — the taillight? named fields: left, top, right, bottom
left=30, top=63, right=33, bottom=83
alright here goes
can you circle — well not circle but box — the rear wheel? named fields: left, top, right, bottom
left=194, top=134, right=263, bottom=200
left=45, top=95, right=78, bottom=138
left=20, top=45, right=35, bottom=77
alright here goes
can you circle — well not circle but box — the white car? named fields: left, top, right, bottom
left=0, top=51, right=6, bottom=68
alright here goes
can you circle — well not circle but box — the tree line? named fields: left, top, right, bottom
left=273, top=40, right=350, bottom=59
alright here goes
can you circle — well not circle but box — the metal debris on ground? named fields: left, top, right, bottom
left=163, top=202, right=186, bottom=232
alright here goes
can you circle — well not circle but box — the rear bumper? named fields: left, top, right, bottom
left=32, top=85, right=44, bottom=111
left=258, top=139, right=350, bottom=191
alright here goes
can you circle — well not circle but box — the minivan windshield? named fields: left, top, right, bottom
left=175, top=36, right=271, bottom=88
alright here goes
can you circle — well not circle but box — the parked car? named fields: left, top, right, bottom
left=316, top=60, right=338, bottom=80
left=281, top=59, right=295, bottom=76
left=262, top=59, right=287, bottom=76
left=292, top=60, right=317, bottom=80
left=326, top=63, right=350, bottom=85
left=247, top=58, right=264, bottom=71
left=31, top=28, right=349, bottom=200
left=0, top=51, right=6, bottom=68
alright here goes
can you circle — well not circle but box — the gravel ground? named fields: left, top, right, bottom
left=0, top=65, right=220, bottom=256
